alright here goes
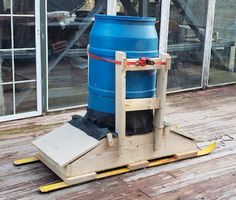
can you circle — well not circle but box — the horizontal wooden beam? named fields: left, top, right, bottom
left=125, top=58, right=163, bottom=63
left=125, top=98, right=160, bottom=111
left=125, top=64, right=165, bottom=71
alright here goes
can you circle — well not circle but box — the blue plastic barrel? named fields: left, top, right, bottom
left=88, top=14, right=158, bottom=113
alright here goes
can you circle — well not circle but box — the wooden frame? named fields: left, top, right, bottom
left=115, top=51, right=171, bottom=153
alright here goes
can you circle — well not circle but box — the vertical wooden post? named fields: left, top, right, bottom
left=153, top=53, right=171, bottom=150
left=115, top=51, right=126, bottom=156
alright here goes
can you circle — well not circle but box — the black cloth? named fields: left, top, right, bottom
left=85, top=108, right=153, bottom=136
left=69, top=114, right=116, bottom=140
left=69, top=109, right=153, bottom=140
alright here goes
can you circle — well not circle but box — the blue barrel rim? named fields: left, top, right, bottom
left=94, top=14, right=156, bottom=22
left=89, top=46, right=158, bottom=57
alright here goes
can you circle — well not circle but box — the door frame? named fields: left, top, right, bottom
left=0, top=0, right=42, bottom=122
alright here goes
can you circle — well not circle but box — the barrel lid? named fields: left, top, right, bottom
left=94, top=14, right=156, bottom=22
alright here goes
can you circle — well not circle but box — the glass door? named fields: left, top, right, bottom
left=167, top=0, right=207, bottom=92
left=47, top=0, right=106, bottom=111
left=0, top=0, right=41, bottom=122
left=209, top=0, right=236, bottom=86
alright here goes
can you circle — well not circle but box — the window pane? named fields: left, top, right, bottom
left=209, top=0, right=236, bottom=85
left=47, top=0, right=106, bottom=110
left=167, top=0, right=207, bottom=91
left=0, top=51, right=12, bottom=82
left=14, top=50, right=36, bottom=81
left=48, top=58, right=88, bottom=109
left=117, top=0, right=161, bottom=17
left=13, top=0, right=35, bottom=14
left=117, top=0, right=139, bottom=16
left=15, top=82, right=37, bottom=113
left=0, top=0, right=11, bottom=14
left=0, top=84, right=13, bottom=116
left=13, top=17, right=35, bottom=48
left=117, top=0, right=161, bottom=36
left=0, top=16, right=11, bottom=49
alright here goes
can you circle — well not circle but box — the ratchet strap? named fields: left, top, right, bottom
left=89, top=52, right=166, bottom=67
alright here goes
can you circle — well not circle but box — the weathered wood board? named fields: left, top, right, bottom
left=33, top=123, right=100, bottom=167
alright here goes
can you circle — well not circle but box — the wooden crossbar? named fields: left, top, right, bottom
left=125, top=98, right=160, bottom=112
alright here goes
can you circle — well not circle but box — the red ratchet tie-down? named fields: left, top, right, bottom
left=88, top=53, right=166, bottom=67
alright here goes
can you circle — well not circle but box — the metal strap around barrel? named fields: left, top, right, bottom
left=88, top=53, right=166, bottom=66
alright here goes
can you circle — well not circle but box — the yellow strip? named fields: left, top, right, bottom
left=149, top=157, right=177, bottom=167
left=97, top=167, right=130, bottom=179
left=13, top=156, right=39, bottom=166
left=39, top=168, right=131, bottom=193
left=197, top=142, right=217, bottom=156
left=39, top=182, right=68, bottom=193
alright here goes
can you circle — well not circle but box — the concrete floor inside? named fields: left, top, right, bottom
left=0, top=84, right=236, bottom=200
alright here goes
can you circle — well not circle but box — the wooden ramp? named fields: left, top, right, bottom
left=32, top=123, right=101, bottom=167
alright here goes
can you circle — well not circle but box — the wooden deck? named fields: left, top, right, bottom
left=0, top=85, right=236, bottom=200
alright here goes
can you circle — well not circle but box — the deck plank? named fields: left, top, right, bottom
left=152, top=171, right=236, bottom=200
left=137, top=154, right=236, bottom=197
